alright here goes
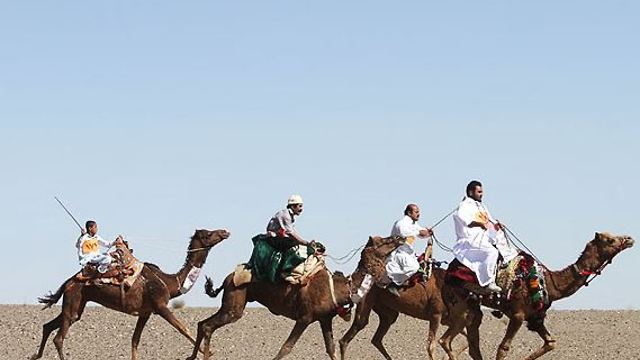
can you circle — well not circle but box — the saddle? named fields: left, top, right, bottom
left=233, top=252, right=327, bottom=287
left=445, top=252, right=548, bottom=310
left=75, top=241, right=144, bottom=288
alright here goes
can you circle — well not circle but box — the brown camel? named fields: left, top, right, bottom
left=31, top=228, right=230, bottom=360
left=186, top=235, right=406, bottom=360
left=339, top=266, right=470, bottom=360
left=439, top=232, right=634, bottom=360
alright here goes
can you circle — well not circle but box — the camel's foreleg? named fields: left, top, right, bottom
left=524, top=321, right=556, bottom=360
left=339, top=292, right=375, bottom=359
left=465, top=308, right=484, bottom=360
left=319, top=317, right=337, bottom=359
left=273, top=321, right=310, bottom=360
left=370, top=306, right=399, bottom=360
left=426, top=313, right=442, bottom=360
left=131, top=313, right=150, bottom=360
left=157, top=306, right=195, bottom=343
left=495, top=313, right=524, bottom=360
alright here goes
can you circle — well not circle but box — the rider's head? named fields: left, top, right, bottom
left=286, top=194, right=304, bottom=216
left=466, top=180, right=483, bottom=202
left=85, top=220, right=98, bottom=236
left=404, top=204, right=420, bottom=222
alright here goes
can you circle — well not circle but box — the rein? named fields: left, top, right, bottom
left=326, top=237, right=405, bottom=265
left=572, top=249, right=621, bottom=287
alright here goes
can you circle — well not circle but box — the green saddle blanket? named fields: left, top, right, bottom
left=248, top=234, right=318, bottom=283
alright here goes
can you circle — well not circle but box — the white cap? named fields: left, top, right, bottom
left=287, top=194, right=303, bottom=205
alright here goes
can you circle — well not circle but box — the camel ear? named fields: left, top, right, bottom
left=595, top=232, right=601, bottom=241
left=366, top=236, right=373, bottom=247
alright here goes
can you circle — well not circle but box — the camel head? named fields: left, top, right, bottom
left=348, top=235, right=406, bottom=303
left=189, top=228, right=231, bottom=252
left=590, top=232, right=634, bottom=263
left=576, top=232, right=634, bottom=277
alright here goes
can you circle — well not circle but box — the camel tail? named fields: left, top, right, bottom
left=38, top=277, right=73, bottom=309
left=204, top=276, right=224, bottom=298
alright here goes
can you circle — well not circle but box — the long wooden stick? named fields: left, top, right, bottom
left=54, top=196, right=83, bottom=231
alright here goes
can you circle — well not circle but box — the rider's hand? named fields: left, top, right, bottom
left=80, top=228, right=87, bottom=236
left=494, top=222, right=503, bottom=231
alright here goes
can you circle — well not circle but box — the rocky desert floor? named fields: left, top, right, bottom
left=2, top=305, right=638, bottom=359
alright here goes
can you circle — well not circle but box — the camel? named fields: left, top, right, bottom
left=186, top=235, right=406, bottom=360
left=31, top=228, right=231, bottom=360
left=438, top=232, right=634, bottom=360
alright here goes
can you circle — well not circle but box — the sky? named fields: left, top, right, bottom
left=0, top=1, right=638, bottom=310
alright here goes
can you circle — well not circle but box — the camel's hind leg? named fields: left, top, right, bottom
left=339, top=291, right=376, bottom=359
left=30, top=313, right=63, bottom=360
left=439, top=300, right=470, bottom=360
left=51, top=294, right=86, bottom=360
left=319, top=317, right=338, bottom=359
left=187, top=282, right=248, bottom=360
left=273, top=321, right=311, bottom=359
left=523, top=320, right=556, bottom=360
left=370, top=305, right=400, bottom=360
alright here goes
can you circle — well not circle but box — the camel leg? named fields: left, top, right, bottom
left=273, top=321, right=310, bottom=360
left=465, top=308, right=483, bottom=360
left=131, top=313, right=151, bottom=360
left=319, top=317, right=338, bottom=359
left=187, top=285, right=247, bottom=360
left=453, top=329, right=469, bottom=358
left=523, top=321, right=556, bottom=360
left=339, top=292, right=375, bottom=359
left=30, top=313, right=63, bottom=360
left=426, top=313, right=442, bottom=360
left=370, top=306, right=399, bottom=360
left=156, top=306, right=195, bottom=343
left=439, top=301, right=469, bottom=360
left=495, top=313, right=524, bottom=360
left=51, top=296, right=85, bottom=360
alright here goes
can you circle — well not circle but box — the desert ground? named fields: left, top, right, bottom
left=3, top=305, right=638, bottom=360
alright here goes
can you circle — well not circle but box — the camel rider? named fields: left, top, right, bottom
left=452, top=180, right=518, bottom=293
left=266, top=194, right=313, bottom=250
left=76, top=220, right=123, bottom=274
left=385, top=204, right=433, bottom=296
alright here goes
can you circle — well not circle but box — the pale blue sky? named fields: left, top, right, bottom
left=1, top=2, right=638, bottom=309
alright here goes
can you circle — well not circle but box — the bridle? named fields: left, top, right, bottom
left=571, top=240, right=629, bottom=287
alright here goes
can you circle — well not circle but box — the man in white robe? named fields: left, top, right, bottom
left=452, top=180, right=518, bottom=292
left=385, top=204, right=433, bottom=296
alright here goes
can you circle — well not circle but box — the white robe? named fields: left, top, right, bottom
left=452, top=197, right=518, bottom=286
left=76, top=234, right=115, bottom=273
left=385, top=215, right=428, bottom=285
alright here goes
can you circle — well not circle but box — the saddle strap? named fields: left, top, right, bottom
left=327, top=269, right=338, bottom=307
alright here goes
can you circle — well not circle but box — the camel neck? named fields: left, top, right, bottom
left=545, top=244, right=601, bottom=302
left=151, top=244, right=208, bottom=299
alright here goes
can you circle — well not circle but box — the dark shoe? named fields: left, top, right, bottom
left=387, top=284, right=401, bottom=297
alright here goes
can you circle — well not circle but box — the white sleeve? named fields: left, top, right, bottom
left=97, top=235, right=115, bottom=248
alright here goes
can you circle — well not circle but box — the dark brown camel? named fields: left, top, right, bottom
left=339, top=266, right=469, bottom=360
left=439, top=232, right=634, bottom=360
left=31, top=228, right=230, bottom=360
left=186, top=235, right=406, bottom=360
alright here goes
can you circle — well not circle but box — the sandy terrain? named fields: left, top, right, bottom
left=2, top=305, right=638, bottom=359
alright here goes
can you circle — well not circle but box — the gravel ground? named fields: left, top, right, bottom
left=3, top=305, right=639, bottom=360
